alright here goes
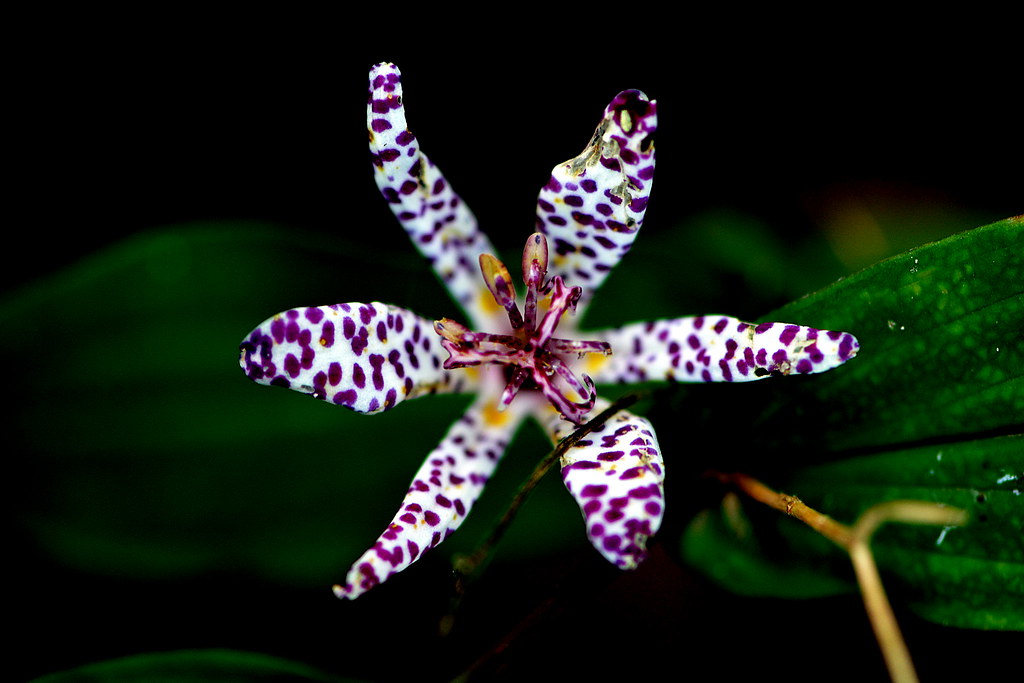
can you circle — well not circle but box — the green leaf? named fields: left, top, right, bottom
left=6, top=222, right=585, bottom=585
left=679, top=218, right=1024, bottom=630
left=680, top=505, right=855, bottom=600
left=758, top=218, right=1023, bottom=452
left=30, top=649, right=355, bottom=683
left=786, top=435, right=1024, bottom=630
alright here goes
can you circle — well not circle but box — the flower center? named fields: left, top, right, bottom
left=434, top=233, right=611, bottom=425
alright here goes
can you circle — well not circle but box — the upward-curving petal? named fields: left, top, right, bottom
left=586, top=316, right=860, bottom=384
left=239, top=303, right=475, bottom=413
left=535, top=89, right=657, bottom=313
left=333, top=393, right=530, bottom=599
left=368, top=63, right=501, bottom=329
left=538, top=401, right=665, bottom=569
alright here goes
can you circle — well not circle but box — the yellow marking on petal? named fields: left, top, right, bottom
left=482, top=399, right=511, bottom=427
left=478, top=287, right=503, bottom=315
left=585, top=353, right=611, bottom=374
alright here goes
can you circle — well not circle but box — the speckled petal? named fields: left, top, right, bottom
left=539, top=401, right=665, bottom=569
left=239, top=303, right=474, bottom=413
left=333, top=395, right=529, bottom=599
left=535, top=90, right=657, bottom=311
left=586, top=316, right=860, bottom=384
left=368, top=63, right=500, bottom=329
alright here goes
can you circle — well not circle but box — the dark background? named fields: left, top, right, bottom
left=9, top=15, right=1021, bottom=683
left=9, top=21, right=1020, bottom=293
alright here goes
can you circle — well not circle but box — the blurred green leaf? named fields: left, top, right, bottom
left=8, top=215, right=1020, bottom=636
left=30, top=649, right=354, bottom=683
left=6, top=222, right=584, bottom=585
left=680, top=218, right=1024, bottom=630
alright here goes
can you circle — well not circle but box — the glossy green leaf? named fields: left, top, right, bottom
left=787, top=435, right=1024, bottom=629
left=30, top=649, right=353, bottom=683
left=758, top=218, right=1023, bottom=452
left=680, top=218, right=1024, bottom=630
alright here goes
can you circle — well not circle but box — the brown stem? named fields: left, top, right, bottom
left=712, top=471, right=967, bottom=683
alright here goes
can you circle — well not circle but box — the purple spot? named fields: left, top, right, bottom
left=333, top=389, right=357, bottom=406
left=351, top=331, right=368, bottom=356
left=270, top=318, right=286, bottom=344
left=369, top=354, right=385, bottom=390
left=839, top=334, right=857, bottom=360
left=328, top=362, right=342, bottom=385
left=581, top=484, right=608, bottom=497
left=719, top=360, right=733, bottom=382
left=320, top=321, right=335, bottom=347
left=779, top=325, right=800, bottom=346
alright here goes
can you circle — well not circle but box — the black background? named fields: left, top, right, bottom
left=9, top=13, right=1021, bottom=683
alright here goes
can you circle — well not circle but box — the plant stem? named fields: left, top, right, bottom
left=712, top=472, right=967, bottom=683
left=452, top=392, right=642, bottom=588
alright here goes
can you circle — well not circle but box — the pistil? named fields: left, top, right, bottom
left=434, top=233, right=612, bottom=424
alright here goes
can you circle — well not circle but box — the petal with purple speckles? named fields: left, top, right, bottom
left=239, top=302, right=476, bottom=413
left=332, top=395, right=529, bottom=599
left=586, top=316, right=860, bottom=385
left=368, top=63, right=501, bottom=329
left=538, top=402, right=665, bottom=569
left=535, top=89, right=657, bottom=313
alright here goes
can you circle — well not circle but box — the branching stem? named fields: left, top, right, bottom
left=712, top=471, right=968, bottom=683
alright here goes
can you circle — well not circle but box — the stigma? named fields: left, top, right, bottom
left=435, top=233, right=611, bottom=424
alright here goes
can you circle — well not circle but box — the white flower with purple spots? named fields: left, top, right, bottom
left=238, top=63, right=860, bottom=600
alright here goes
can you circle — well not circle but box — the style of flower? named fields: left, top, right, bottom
left=238, top=62, right=860, bottom=600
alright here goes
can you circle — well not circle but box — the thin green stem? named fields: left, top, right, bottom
left=452, top=392, right=642, bottom=588
left=441, top=392, right=644, bottom=642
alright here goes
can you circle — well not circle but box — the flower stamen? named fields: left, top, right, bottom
left=435, top=233, right=612, bottom=424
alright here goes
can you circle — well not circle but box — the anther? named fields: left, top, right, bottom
left=479, top=253, right=524, bottom=329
